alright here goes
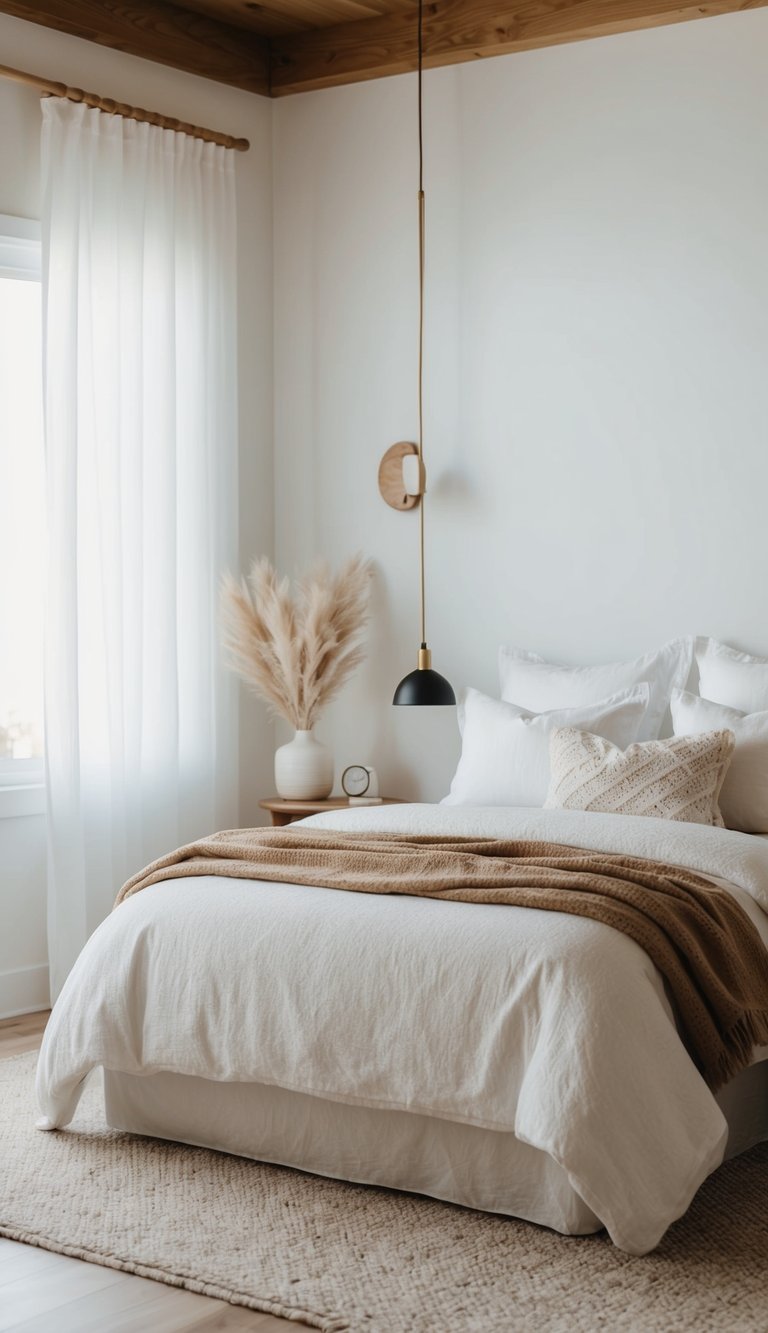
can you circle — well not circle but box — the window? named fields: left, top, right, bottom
left=0, top=215, right=44, bottom=798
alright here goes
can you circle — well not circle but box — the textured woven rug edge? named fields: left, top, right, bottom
left=1, top=1052, right=348, bottom=1333
left=7, top=1048, right=768, bottom=1332
left=0, top=1220, right=348, bottom=1331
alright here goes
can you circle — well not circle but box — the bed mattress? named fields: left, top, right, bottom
left=37, top=804, right=768, bottom=1255
left=103, top=1057, right=768, bottom=1240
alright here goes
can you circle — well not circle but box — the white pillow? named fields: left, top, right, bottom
left=442, top=684, right=650, bottom=808
left=671, top=688, right=768, bottom=834
left=545, top=726, right=734, bottom=828
left=498, top=639, right=692, bottom=741
left=695, top=638, right=768, bottom=715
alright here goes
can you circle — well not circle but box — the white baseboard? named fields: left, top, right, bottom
left=0, top=963, right=50, bottom=1019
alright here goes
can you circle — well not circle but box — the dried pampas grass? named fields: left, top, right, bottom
left=220, top=554, right=373, bottom=730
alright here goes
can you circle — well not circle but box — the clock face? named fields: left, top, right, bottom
left=342, top=765, right=370, bottom=797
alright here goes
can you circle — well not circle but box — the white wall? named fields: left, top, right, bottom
left=273, top=9, right=768, bottom=801
left=0, top=811, right=47, bottom=1016
left=0, top=11, right=275, bottom=1015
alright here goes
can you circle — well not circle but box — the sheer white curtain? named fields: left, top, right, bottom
left=41, top=99, right=239, bottom=999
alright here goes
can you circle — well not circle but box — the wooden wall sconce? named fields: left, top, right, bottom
left=378, top=442, right=426, bottom=511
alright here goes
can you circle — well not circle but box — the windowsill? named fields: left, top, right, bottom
left=0, top=783, right=46, bottom=819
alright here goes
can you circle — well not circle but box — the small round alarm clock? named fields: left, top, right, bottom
left=341, top=765, right=380, bottom=802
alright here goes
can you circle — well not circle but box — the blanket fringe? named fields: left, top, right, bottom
left=715, top=1011, right=768, bottom=1091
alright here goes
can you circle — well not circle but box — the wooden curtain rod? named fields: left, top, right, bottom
left=0, top=62, right=249, bottom=152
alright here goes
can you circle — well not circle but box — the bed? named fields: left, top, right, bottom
left=36, top=802, right=768, bottom=1257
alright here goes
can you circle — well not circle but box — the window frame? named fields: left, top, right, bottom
left=0, top=215, right=41, bottom=281
left=0, top=214, right=45, bottom=818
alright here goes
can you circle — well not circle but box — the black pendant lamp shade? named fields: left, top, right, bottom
left=393, top=646, right=456, bottom=706
left=391, top=0, right=456, bottom=708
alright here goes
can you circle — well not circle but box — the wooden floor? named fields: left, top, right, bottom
left=0, top=1012, right=308, bottom=1332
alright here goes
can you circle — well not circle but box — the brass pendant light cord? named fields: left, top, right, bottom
left=417, top=0, right=427, bottom=650
left=392, top=0, right=454, bottom=701
left=392, top=0, right=454, bottom=702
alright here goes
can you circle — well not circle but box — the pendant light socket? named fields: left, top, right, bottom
left=393, top=647, right=456, bottom=706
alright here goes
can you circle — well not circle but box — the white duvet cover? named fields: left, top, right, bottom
left=36, top=805, right=768, bottom=1255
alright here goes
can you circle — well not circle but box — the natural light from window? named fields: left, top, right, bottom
left=0, top=270, right=44, bottom=767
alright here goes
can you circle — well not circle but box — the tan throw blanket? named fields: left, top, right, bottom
left=116, top=829, right=768, bottom=1093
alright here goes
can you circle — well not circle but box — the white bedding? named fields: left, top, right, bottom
left=36, top=804, right=768, bottom=1255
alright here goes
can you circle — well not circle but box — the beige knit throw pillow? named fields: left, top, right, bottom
left=544, top=727, right=735, bottom=826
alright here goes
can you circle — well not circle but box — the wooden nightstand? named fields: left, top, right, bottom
left=259, top=797, right=403, bottom=827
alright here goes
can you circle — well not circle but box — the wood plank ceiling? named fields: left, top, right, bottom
left=0, top=0, right=765, bottom=98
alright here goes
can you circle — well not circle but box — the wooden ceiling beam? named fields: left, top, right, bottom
left=0, top=0, right=765, bottom=98
left=269, top=0, right=768, bottom=96
left=0, top=0, right=270, bottom=95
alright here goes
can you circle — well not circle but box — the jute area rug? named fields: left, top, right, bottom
left=1, top=1053, right=766, bottom=1333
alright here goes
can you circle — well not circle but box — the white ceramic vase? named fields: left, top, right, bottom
left=274, top=729, right=333, bottom=800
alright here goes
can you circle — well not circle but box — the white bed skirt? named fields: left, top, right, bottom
left=104, top=1059, right=768, bottom=1239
